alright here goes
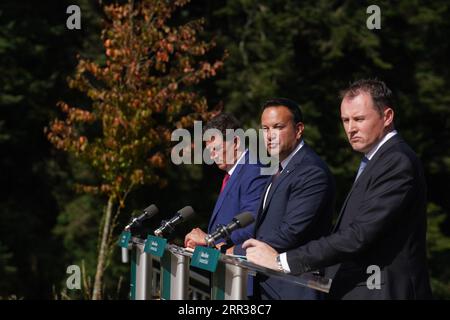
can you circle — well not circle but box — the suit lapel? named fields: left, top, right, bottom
left=253, top=177, right=273, bottom=233
left=208, top=154, right=246, bottom=231
left=332, top=135, right=404, bottom=231
left=255, top=144, right=309, bottom=231
left=332, top=187, right=354, bottom=232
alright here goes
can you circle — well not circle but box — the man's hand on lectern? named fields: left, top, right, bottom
left=184, top=227, right=207, bottom=248
left=243, top=238, right=278, bottom=270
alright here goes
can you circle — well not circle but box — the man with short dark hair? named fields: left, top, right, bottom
left=234, top=98, right=336, bottom=300
left=244, top=80, right=432, bottom=299
left=184, top=113, right=268, bottom=252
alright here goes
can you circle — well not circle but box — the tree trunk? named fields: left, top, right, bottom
left=92, top=195, right=115, bottom=300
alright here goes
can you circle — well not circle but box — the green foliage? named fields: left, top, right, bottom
left=0, top=0, right=103, bottom=299
left=53, top=194, right=102, bottom=277
left=45, top=0, right=225, bottom=299
left=1, top=0, right=449, bottom=299
left=45, top=0, right=225, bottom=206
left=427, top=203, right=450, bottom=299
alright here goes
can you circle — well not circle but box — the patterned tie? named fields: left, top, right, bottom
left=220, top=173, right=230, bottom=193
left=355, top=156, right=369, bottom=181
left=261, top=163, right=283, bottom=210
left=270, top=163, right=283, bottom=185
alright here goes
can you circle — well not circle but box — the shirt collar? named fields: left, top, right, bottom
left=281, top=139, right=304, bottom=171
left=365, top=130, right=398, bottom=160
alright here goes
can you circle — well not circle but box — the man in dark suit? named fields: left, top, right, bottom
left=184, top=113, right=269, bottom=251
left=234, top=98, right=335, bottom=300
left=244, top=80, right=432, bottom=299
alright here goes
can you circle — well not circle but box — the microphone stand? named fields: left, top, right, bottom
left=218, top=239, right=234, bottom=254
left=154, top=219, right=176, bottom=238
left=206, top=224, right=235, bottom=253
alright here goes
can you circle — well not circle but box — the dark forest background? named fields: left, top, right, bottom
left=0, top=0, right=449, bottom=299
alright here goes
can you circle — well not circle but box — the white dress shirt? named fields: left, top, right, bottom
left=227, top=149, right=248, bottom=177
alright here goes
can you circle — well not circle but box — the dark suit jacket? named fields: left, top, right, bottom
left=208, top=151, right=270, bottom=245
left=286, top=135, right=432, bottom=299
left=208, top=151, right=269, bottom=297
left=236, top=143, right=335, bottom=299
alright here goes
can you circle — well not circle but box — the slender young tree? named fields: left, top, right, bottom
left=45, top=0, right=224, bottom=299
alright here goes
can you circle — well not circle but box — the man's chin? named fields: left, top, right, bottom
left=267, top=148, right=280, bottom=157
left=216, top=163, right=228, bottom=171
left=351, top=143, right=368, bottom=154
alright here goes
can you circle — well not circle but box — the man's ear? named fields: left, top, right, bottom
left=296, top=122, right=305, bottom=139
left=384, top=107, right=394, bottom=127
left=234, top=136, right=241, bottom=151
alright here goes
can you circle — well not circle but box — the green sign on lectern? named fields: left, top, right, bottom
left=144, top=235, right=167, bottom=257
left=190, top=246, right=221, bottom=272
left=118, top=231, right=131, bottom=248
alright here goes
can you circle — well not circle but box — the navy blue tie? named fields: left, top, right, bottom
left=355, top=156, right=369, bottom=181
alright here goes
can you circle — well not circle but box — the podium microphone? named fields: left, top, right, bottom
left=125, top=204, right=159, bottom=235
left=154, top=206, right=195, bottom=237
left=205, top=211, right=254, bottom=247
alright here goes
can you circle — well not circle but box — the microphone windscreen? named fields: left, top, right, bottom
left=178, top=206, right=195, bottom=220
left=143, top=204, right=159, bottom=217
left=234, top=211, right=254, bottom=228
